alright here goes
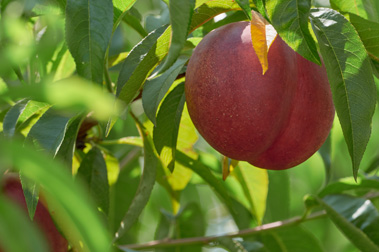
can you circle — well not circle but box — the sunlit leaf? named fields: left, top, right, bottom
left=310, top=8, right=376, bottom=179
left=265, top=0, right=320, bottom=64
left=235, top=0, right=252, bottom=20
left=3, top=98, right=29, bottom=137
left=330, top=0, right=379, bottom=22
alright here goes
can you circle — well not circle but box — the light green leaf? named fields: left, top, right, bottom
left=115, top=117, right=159, bottom=240
left=310, top=8, right=377, bottom=179
left=142, top=56, right=188, bottom=125
left=330, top=0, right=379, bottom=22
left=158, top=0, right=195, bottom=73
left=27, top=107, right=71, bottom=156
left=263, top=170, right=290, bottom=223
left=66, top=0, right=113, bottom=84
left=176, top=151, right=253, bottom=229
left=349, top=13, right=379, bottom=62
left=3, top=99, right=29, bottom=137
left=19, top=174, right=40, bottom=220
left=266, top=0, right=320, bottom=64
left=0, top=195, right=49, bottom=252
left=320, top=195, right=379, bottom=251
left=318, top=177, right=379, bottom=197
left=262, top=226, right=324, bottom=252
left=153, top=83, right=186, bottom=172
left=232, top=162, right=268, bottom=225
left=113, top=0, right=138, bottom=25
left=77, top=147, right=110, bottom=214
left=116, top=25, right=170, bottom=106
left=0, top=139, right=112, bottom=252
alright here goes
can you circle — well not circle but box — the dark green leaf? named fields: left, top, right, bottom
left=366, top=155, right=379, bottom=173
left=262, top=226, right=324, bottom=252
left=310, top=8, right=376, bottom=179
left=318, top=133, right=332, bottom=185
left=0, top=195, right=49, bottom=252
left=16, top=101, right=50, bottom=127
left=235, top=0, right=252, bottom=20
left=66, top=0, right=113, bottom=84
left=56, top=114, right=84, bottom=168
left=116, top=25, right=170, bottom=106
left=266, top=0, right=320, bottom=64
left=253, top=0, right=268, bottom=20
left=115, top=118, right=159, bottom=240
left=113, top=0, right=137, bottom=26
left=263, top=170, right=290, bottom=223
left=176, top=151, right=253, bottom=229
left=3, top=99, right=29, bottom=137
left=330, top=0, right=379, bottom=22
left=153, top=83, right=186, bottom=172
left=142, top=56, right=188, bottom=125
left=27, top=107, right=71, bottom=156
left=318, top=177, right=379, bottom=197
left=77, top=147, right=110, bottom=214
left=158, top=0, right=195, bottom=73
left=123, top=13, right=148, bottom=37
left=0, top=139, right=112, bottom=252
left=321, top=195, right=379, bottom=250
left=349, top=13, right=379, bottom=62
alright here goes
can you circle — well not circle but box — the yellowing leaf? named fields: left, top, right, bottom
left=250, top=10, right=277, bottom=75
left=222, top=156, right=239, bottom=181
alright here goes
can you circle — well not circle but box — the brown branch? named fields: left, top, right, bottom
left=119, top=210, right=326, bottom=250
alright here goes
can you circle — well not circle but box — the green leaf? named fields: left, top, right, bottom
left=116, top=25, right=170, bottom=106
left=235, top=0, right=252, bottom=20
left=366, top=155, right=379, bottom=173
left=266, top=0, right=321, bottom=64
left=113, top=0, right=137, bottom=25
left=27, top=107, right=71, bottom=156
left=153, top=83, right=186, bottom=172
left=0, top=195, right=49, bottom=252
left=158, top=0, right=195, bottom=73
left=77, top=147, right=110, bottom=214
left=330, top=0, right=379, bottom=22
left=349, top=13, right=379, bottom=62
left=123, top=13, right=148, bottom=37
left=142, top=56, right=188, bottom=125
left=232, top=162, right=268, bottom=225
left=16, top=101, right=50, bottom=127
left=262, top=226, right=324, bottom=252
left=3, top=98, right=29, bottom=137
left=0, top=139, right=112, bottom=252
left=253, top=0, right=268, bottom=20
left=217, top=237, right=248, bottom=252
left=115, top=117, right=159, bottom=240
left=310, top=8, right=377, bottom=179
left=19, top=174, right=39, bottom=220
left=263, top=170, right=290, bottom=223
left=318, top=177, right=379, bottom=197
left=56, top=114, right=85, bottom=168
left=176, top=151, right=253, bottom=229
left=318, top=133, right=332, bottom=185
left=320, top=195, right=379, bottom=251
left=65, top=0, right=113, bottom=84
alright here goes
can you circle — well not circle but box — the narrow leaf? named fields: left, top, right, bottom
left=349, top=13, right=379, bottom=62
left=116, top=25, right=170, bottom=105
left=77, top=147, right=110, bottom=214
left=142, top=56, right=188, bottom=125
left=158, top=0, right=195, bottom=73
left=235, top=0, right=252, bottom=20
left=115, top=116, right=158, bottom=240
left=3, top=98, right=29, bottom=137
left=310, top=8, right=377, bottom=179
left=153, top=83, right=186, bottom=172
left=320, top=195, right=379, bottom=251
left=0, top=195, right=49, bottom=252
left=318, top=133, right=332, bottom=185
left=113, top=0, right=137, bottom=25
left=19, top=174, right=39, bottom=220
left=318, top=177, right=379, bottom=197
left=66, top=0, right=113, bottom=84
left=266, top=0, right=321, bottom=64
left=232, top=162, right=268, bottom=225
left=250, top=10, right=277, bottom=74
left=27, top=107, right=71, bottom=156
left=330, top=0, right=379, bottom=22
left=264, top=170, right=290, bottom=223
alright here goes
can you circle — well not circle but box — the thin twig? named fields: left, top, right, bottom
left=119, top=210, right=326, bottom=250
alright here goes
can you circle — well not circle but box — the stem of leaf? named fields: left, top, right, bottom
left=118, top=210, right=326, bottom=250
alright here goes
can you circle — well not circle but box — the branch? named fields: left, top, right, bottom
left=119, top=210, right=326, bottom=250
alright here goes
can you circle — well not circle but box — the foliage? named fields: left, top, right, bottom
left=0, top=0, right=378, bottom=251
